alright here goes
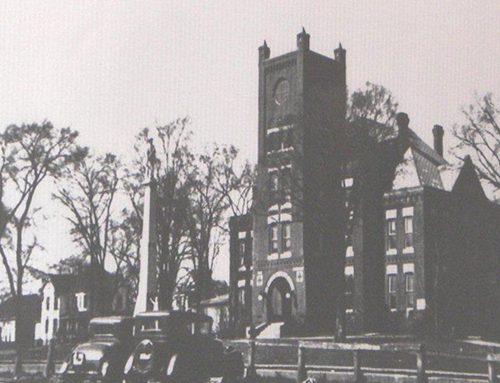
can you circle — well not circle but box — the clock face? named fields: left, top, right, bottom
left=274, top=79, right=290, bottom=106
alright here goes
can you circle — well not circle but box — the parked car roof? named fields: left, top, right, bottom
left=90, top=316, right=131, bottom=325
left=135, top=310, right=212, bottom=322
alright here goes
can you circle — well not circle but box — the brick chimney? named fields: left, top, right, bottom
left=396, top=112, right=409, bottom=138
left=432, top=125, right=444, bottom=157
left=395, top=112, right=410, bottom=154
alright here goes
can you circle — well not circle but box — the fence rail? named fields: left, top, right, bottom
left=241, top=339, right=500, bottom=383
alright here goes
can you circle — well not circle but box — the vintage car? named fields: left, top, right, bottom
left=57, top=316, right=134, bottom=382
left=123, top=311, right=244, bottom=383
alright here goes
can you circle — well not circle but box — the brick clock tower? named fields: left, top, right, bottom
left=252, top=29, right=346, bottom=335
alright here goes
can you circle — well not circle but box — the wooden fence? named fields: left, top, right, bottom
left=243, top=339, right=500, bottom=383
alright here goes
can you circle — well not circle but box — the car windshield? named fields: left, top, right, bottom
left=135, top=316, right=212, bottom=336
left=89, top=323, right=118, bottom=337
left=89, top=320, right=131, bottom=338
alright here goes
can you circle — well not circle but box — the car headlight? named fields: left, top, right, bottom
left=166, top=354, right=178, bottom=376
left=58, top=361, right=69, bottom=374
left=124, top=354, right=134, bottom=374
left=101, top=361, right=109, bottom=376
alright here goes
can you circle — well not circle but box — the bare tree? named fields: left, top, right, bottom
left=126, top=119, right=194, bottom=310
left=107, top=209, right=141, bottom=299
left=453, top=93, right=500, bottom=192
left=54, top=152, right=121, bottom=315
left=0, top=122, right=80, bottom=374
left=186, top=144, right=249, bottom=306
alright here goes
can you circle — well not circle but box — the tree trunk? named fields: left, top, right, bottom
left=157, top=268, right=175, bottom=310
left=14, top=294, right=23, bottom=376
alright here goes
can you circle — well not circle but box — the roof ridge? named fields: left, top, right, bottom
left=407, top=128, right=447, bottom=166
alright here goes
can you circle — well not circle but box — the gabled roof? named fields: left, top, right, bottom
left=410, top=147, right=444, bottom=189
left=46, top=267, right=116, bottom=296
left=406, top=128, right=447, bottom=167
left=48, top=274, right=77, bottom=294
left=451, top=156, right=487, bottom=199
left=392, top=128, right=447, bottom=191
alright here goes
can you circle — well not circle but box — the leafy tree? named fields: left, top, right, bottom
left=333, top=83, right=401, bottom=339
left=348, top=81, right=399, bottom=125
left=0, top=122, right=81, bottom=374
left=259, top=82, right=400, bottom=339
left=453, top=93, right=500, bottom=192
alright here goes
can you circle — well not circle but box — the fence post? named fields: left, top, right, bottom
left=45, top=338, right=55, bottom=378
left=488, top=354, right=498, bottom=383
left=416, top=344, right=427, bottom=383
left=353, top=349, right=364, bottom=382
left=297, top=345, right=307, bottom=382
left=245, top=339, right=257, bottom=382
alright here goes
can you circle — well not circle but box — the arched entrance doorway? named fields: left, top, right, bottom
left=266, top=277, right=292, bottom=322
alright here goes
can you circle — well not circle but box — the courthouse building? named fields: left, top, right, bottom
left=228, top=30, right=500, bottom=338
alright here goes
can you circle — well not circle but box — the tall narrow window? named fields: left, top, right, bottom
left=387, top=274, right=397, bottom=310
left=269, top=172, right=279, bottom=191
left=345, top=275, right=354, bottom=311
left=53, top=319, right=58, bottom=333
left=386, top=219, right=397, bottom=251
left=405, top=273, right=415, bottom=308
left=281, top=167, right=292, bottom=197
left=267, top=132, right=279, bottom=152
left=282, top=223, right=291, bottom=251
left=45, top=319, right=49, bottom=334
left=239, top=239, right=246, bottom=266
left=46, top=297, right=50, bottom=310
left=238, top=288, right=245, bottom=306
left=282, top=129, right=293, bottom=150
left=269, top=225, right=279, bottom=253
left=54, top=297, right=59, bottom=310
left=404, top=216, right=413, bottom=248
left=76, top=293, right=88, bottom=312
left=346, top=234, right=353, bottom=258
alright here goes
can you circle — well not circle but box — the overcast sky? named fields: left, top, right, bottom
left=0, top=1, right=499, bottom=284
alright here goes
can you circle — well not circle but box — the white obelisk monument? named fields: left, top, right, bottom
left=134, top=139, right=159, bottom=315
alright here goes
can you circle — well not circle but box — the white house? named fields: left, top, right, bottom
left=35, top=271, right=131, bottom=345
left=35, top=276, right=66, bottom=345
